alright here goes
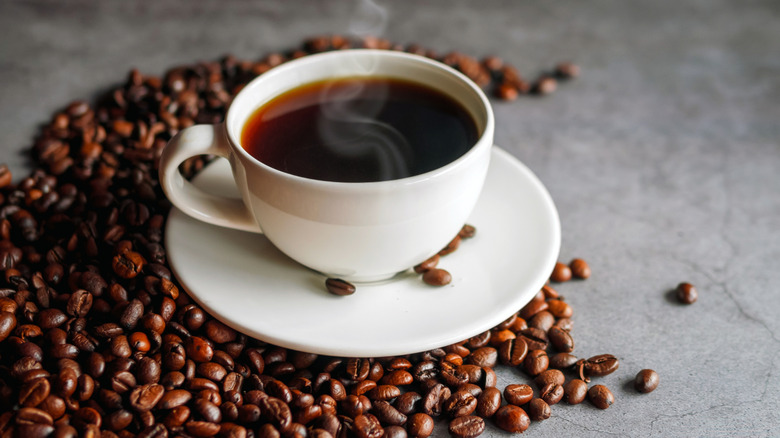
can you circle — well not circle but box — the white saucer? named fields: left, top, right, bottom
left=165, top=146, right=560, bottom=357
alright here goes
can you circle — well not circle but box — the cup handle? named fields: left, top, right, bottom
left=159, top=123, right=262, bottom=233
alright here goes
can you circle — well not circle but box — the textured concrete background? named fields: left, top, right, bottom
left=1, top=0, right=779, bottom=436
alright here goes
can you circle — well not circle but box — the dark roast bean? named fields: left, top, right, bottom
left=422, top=268, right=451, bottom=286
left=569, top=258, right=590, bottom=278
left=448, top=415, right=484, bottom=438
left=634, top=369, right=660, bottom=393
left=518, top=328, right=548, bottom=351
left=549, top=352, right=579, bottom=370
left=539, top=383, right=563, bottom=405
left=676, top=282, right=697, bottom=304
left=523, top=350, right=549, bottom=376
left=497, top=338, right=527, bottom=366
left=19, top=377, right=51, bottom=407
left=548, top=326, right=574, bottom=353
left=563, top=379, right=588, bottom=405
left=579, top=354, right=619, bottom=379
left=503, top=384, right=533, bottom=406
left=527, top=310, right=555, bottom=332
left=129, top=383, right=164, bottom=412
left=550, top=262, right=572, bottom=282
left=383, top=425, right=407, bottom=438
left=475, top=386, right=501, bottom=418
left=443, top=389, right=477, bottom=418
left=159, top=389, right=192, bottom=409
left=393, top=391, right=421, bottom=416
left=353, top=413, right=384, bottom=438
left=407, top=413, right=434, bottom=438
left=527, top=398, right=551, bottom=421
left=534, top=369, right=565, bottom=388
left=325, top=278, right=356, bottom=296
left=494, top=405, right=530, bottom=433
left=466, top=347, right=497, bottom=368
left=372, top=400, right=407, bottom=426
left=588, top=384, right=614, bottom=409
left=421, top=383, right=450, bottom=417
left=413, top=255, right=439, bottom=274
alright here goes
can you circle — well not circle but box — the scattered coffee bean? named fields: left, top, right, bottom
left=448, top=415, right=485, bottom=438
left=493, top=405, right=530, bottom=433
left=325, top=278, right=356, bottom=296
left=534, top=369, right=565, bottom=388
left=422, top=268, right=452, bottom=286
left=634, top=369, right=660, bottom=393
left=569, top=258, right=591, bottom=279
left=563, top=379, right=588, bottom=405
left=540, top=383, right=564, bottom=405
left=676, top=282, right=698, bottom=304
left=548, top=326, right=575, bottom=353
left=407, top=413, right=434, bottom=438
left=527, top=398, right=551, bottom=421
left=578, top=354, right=620, bottom=380
left=503, top=383, right=534, bottom=407
left=587, top=385, right=615, bottom=409
left=475, top=387, right=502, bottom=418
left=549, top=352, right=579, bottom=370
left=413, top=255, right=439, bottom=274
left=550, top=262, right=572, bottom=282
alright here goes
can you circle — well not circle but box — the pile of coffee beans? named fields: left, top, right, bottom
left=0, top=35, right=658, bottom=438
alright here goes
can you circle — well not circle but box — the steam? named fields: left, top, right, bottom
left=348, top=0, right=388, bottom=38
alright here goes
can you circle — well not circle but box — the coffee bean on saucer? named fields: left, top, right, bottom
left=325, top=278, right=356, bottom=296
left=414, top=255, right=440, bottom=274
left=458, top=224, right=476, bottom=239
left=569, top=258, right=591, bottom=279
left=634, top=369, right=660, bottom=393
left=676, top=282, right=697, bottom=304
left=550, top=262, right=572, bottom=282
left=423, top=269, right=451, bottom=286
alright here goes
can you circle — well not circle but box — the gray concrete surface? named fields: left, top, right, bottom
left=1, top=0, right=779, bottom=436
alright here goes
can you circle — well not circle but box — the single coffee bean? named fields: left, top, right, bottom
left=518, top=297, right=548, bottom=320
left=325, top=278, right=356, bottom=296
left=550, top=262, right=572, bottom=282
left=394, top=391, right=421, bottom=416
left=676, top=282, right=697, bottom=304
left=539, top=383, right=564, bottom=405
left=383, top=425, right=407, bottom=438
left=555, top=62, right=581, bottom=79
left=466, top=347, right=497, bottom=368
left=475, top=386, right=501, bottom=418
left=353, top=413, right=384, bottom=438
left=372, top=400, right=407, bottom=426
left=534, top=369, right=565, bottom=388
left=588, top=384, right=614, bottom=409
left=523, top=350, right=549, bottom=376
left=548, top=326, right=574, bottom=353
left=563, top=379, right=588, bottom=405
left=407, top=413, right=434, bottom=438
left=569, top=258, right=590, bottom=279
left=497, top=338, right=527, bottom=366
left=527, top=310, right=555, bottom=332
left=422, top=268, right=451, bottom=286
left=579, top=354, right=619, bottom=379
left=553, top=317, right=574, bottom=331
left=413, top=255, right=439, bottom=274
left=443, top=389, right=478, bottom=418
left=439, top=235, right=461, bottom=256
left=634, top=369, right=660, bottom=393
left=421, top=383, right=450, bottom=417
left=518, top=327, right=548, bottom=351
left=533, top=76, right=557, bottom=95
left=494, top=405, right=530, bottom=433
left=546, top=299, right=573, bottom=318
left=549, top=353, right=579, bottom=370
left=128, top=383, right=165, bottom=412
left=527, top=398, right=551, bottom=421
left=448, top=415, right=485, bottom=438
left=159, top=389, right=192, bottom=409
left=503, top=384, right=533, bottom=406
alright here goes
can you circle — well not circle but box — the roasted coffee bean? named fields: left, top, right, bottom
left=128, top=383, right=164, bottom=412
left=325, top=278, right=356, bottom=296
left=421, top=383, right=450, bottom=417
left=422, top=268, right=451, bottom=286
left=569, top=258, right=590, bottom=278
left=527, top=398, right=551, bottom=421
left=533, top=76, right=557, bottom=95
left=494, top=405, right=530, bottom=433
left=383, top=425, right=407, bottom=438
left=523, top=350, right=549, bottom=376
left=413, top=255, right=439, bottom=274
left=635, top=369, right=660, bottom=393
left=518, top=297, right=548, bottom=320
left=503, top=384, right=533, bottom=406
left=19, top=377, right=51, bottom=407
left=381, top=370, right=413, bottom=386
left=588, top=384, right=614, bottom=409
left=0, top=312, right=17, bottom=341
left=466, top=347, right=497, bottom=368
left=354, top=413, right=384, bottom=438
left=159, top=388, right=192, bottom=409
left=555, top=62, right=581, bottom=79
left=534, top=369, right=565, bottom=388
left=546, top=299, right=573, bottom=318
left=540, top=383, right=564, bottom=405
left=497, top=338, right=527, bottom=366
left=549, top=352, right=579, bottom=370
left=550, top=262, right=572, bottom=282
left=438, top=235, right=461, bottom=256
left=518, top=327, right=548, bottom=351
left=394, top=391, right=421, bottom=415
left=443, top=389, right=477, bottom=418
left=480, top=366, right=497, bottom=388
left=475, top=386, right=501, bottom=418
left=579, top=354, right=619, bottom=379
left=676, top=282, right=698, bottom=304
left=554, top=317, right=574, bottom=331
left=548, top=326, right=574, bottom=353
left=527, top=310, right=555, bottom=332
left=448, top=415, right=484, bottom=438
left=407, top=413, right=434, bottom=438
left=372, top=400, right=407, bottom=426
left=563, top=379, right=588, bottom=404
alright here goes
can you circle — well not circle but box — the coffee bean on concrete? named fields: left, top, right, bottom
left=563, top=379, right=588, bottom=405
left=634, top=369, right=660, bottom=393
left=493, top=405, right=530, bottom=433
left=569, top=258, right=590, bottom=279
left=676, top=282, right=698, bottom=304
left=588, top=385, right=615, bottom=409
left=527, top=398, right=551, bottom=421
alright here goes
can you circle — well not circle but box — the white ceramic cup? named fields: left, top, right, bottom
left=159, top=49, right=494, bottom=282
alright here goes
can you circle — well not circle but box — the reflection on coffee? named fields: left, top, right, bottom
left=240, top=77, right=478, bottom=182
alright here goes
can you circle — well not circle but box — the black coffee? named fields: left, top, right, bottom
left=241, top=77, right=479, bottom=182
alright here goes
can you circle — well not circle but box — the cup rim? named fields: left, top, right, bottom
left=225, top=49, right=495, bottom=189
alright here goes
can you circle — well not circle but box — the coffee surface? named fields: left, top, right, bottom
left=241, top=77, right=478, bottom=182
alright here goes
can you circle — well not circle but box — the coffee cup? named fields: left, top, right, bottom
left=159, top=49, right=494, bottom=282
